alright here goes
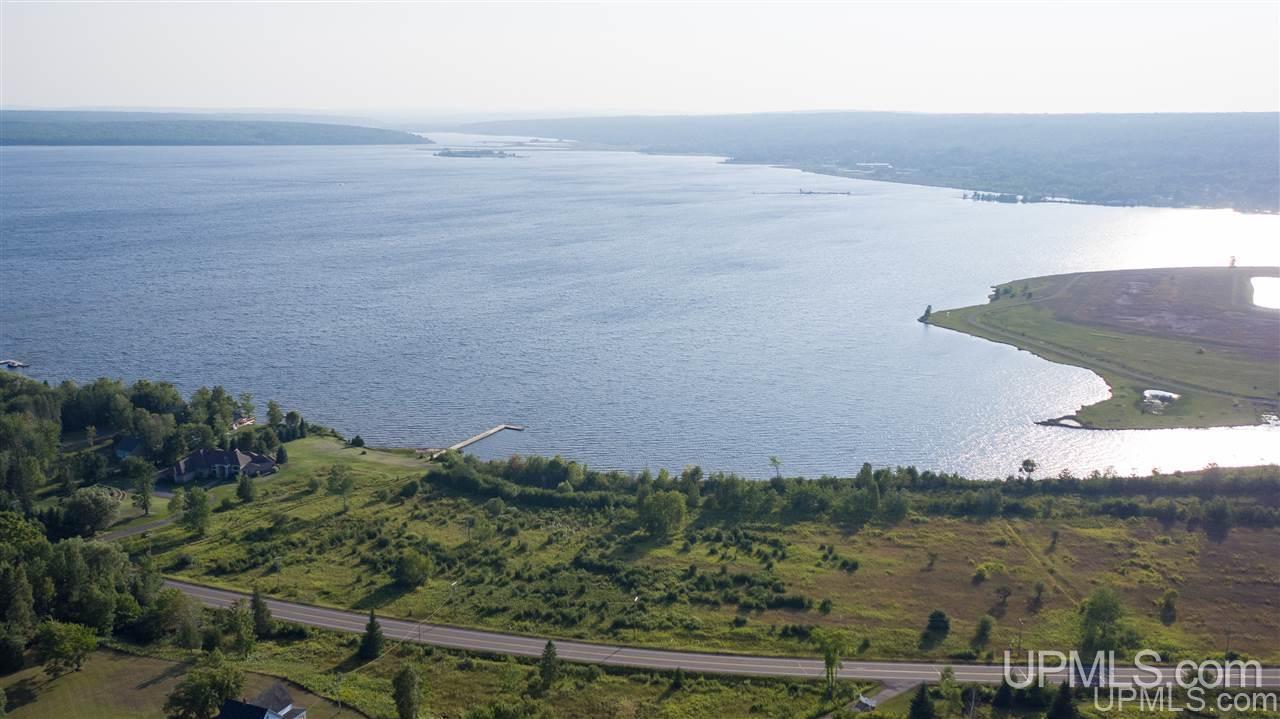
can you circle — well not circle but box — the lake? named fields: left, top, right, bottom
left=2, top=136, right=1278, bottom=478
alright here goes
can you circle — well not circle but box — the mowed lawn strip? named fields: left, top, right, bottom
left=928, top=267, right=1280, bottom=428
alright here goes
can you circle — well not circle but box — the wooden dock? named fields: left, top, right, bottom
left=425, top=424, right=526, bottom=459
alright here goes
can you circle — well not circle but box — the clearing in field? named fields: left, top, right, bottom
left=926, top=266, right=1280, bottom=429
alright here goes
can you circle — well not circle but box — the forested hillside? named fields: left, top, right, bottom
left=463, top=112, right=1280, bottom=211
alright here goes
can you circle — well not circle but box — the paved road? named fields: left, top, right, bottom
left=167, top=579, right=1280, bottom=688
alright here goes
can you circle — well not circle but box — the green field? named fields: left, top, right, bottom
left=927, top=267, right=1280, bottom=429
left=125, top=438, right=1280, bottom=664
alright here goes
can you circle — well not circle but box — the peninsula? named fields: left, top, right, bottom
left=925, top=266, right=1280, bottom=429
left=0, top=110, right=432, bottom=146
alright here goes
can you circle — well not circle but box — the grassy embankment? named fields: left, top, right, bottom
left=1, top=641, right=852, bottom=719
left=122, top=437, right=1280, bottom=664
left=927, top=267, right=1280, bottom=429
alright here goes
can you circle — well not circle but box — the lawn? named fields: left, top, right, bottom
left=126, top=438, right=1280, bottom=664
left=0, top=649, right=364, bottom=719
left=927, top=266, right=1280, bottom=429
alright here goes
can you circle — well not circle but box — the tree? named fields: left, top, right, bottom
left=1203, top=497, right=1234, bottom=540
left=539, top=640, right=560, bottom=690
left=275, top=446, right=288, bottom=465
left=812, top=629, right=849, bottom=697
left=1079, top=587, right=1133, bottom=653
left=168, top=488, right=186, bottom=515
left=637, top=490, right=686, bottom=537
left=238, top=392, right=255, bottom=420
left=2, top=566, right=36, bottom=639
left=926, top=610, right=950, bottom=637
left=768, top=455, right=783, bottom=479
left=128, top=459, right=155, bottom=516
left=61, top=488, right=119, bottom=536
left=84, top=425, right=96, bottom=449
left=34, top=620, right=98, bottom=676
left=1159, top=589, right=1178, bottom=625
left=250, top=585, right=273, bottom=638
left=907, top=683, right=937, bottom=719
left=266, top=400, right=284, bottom=428
left=1046, top=680, right=1078, bottom=719
left=236, top=474, right=255, bottom=503
left=350, top=435, right=365, bottom=448
left=937, top=667, right=962, bottom=717
left=395, top=549, right=432, bottom=588
left=993, top=678, right=1014, bottom=709
left=972, top=614, right=995, bottom=649
left=327, top=465, right=355, bottom=512
left=163, top=650, right=244, bottom=719
left=393, top=665, right=421, bottom=719
left=1019, top=459, right=1038, bottom=480
left=227, top=600, right=256, bottom=657
left=179, top=487, right=211, bottom=535
left=359, top=610, right=384, bottom=660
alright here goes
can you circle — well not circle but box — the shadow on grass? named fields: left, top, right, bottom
left=3, top=677, right=38, bottom=711
left=352, top=581, right=413, bottom=611
left=135, top=659, right=192, bottom=689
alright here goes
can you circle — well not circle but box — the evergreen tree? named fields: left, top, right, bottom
left=907, top=683, right=936, bottom=719
left=2, top=567, right=36, bottom=639
left=250, top=585, right=273, bottom=638
left=393, top=665, right=421, bottom=719
left=993, top=678, right=1015, bottom=710
left=1046, top=681, right=1078, bottom=719
left=359, top=610, right=384, bottom=660
left=276, top=446, right=288, bottom=464
left=539, top=640, right=560, bottom=689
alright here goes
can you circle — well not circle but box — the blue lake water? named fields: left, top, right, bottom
left=2, top=137, right=1278, bottom=478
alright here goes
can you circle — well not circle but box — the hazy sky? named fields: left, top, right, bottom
left=2, top=1, right=1277, bottom=116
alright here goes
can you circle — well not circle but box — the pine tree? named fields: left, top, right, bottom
left=359, top=610, right=384, bottom=660
left=539, top=640, right=559, bottom=690
left=908, top=683, right=937, bottom=719
left=2, top=567, right=36, bottom=639
left=993, top=678, right=1015, bottom=710
left=1046, top=681, right=1078, bottom=719
left=276, top=446, right=288, bottom=464
left=250, top=585, right=273, bottom=638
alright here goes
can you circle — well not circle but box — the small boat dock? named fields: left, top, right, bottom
left=425, top=423, right=526, bottom=459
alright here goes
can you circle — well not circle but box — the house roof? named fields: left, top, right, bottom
left=215, top=699, right=270, bottom=719
left=173, top=448, right=275, bottom=475
left=252, top=681, right=295, bottom=714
